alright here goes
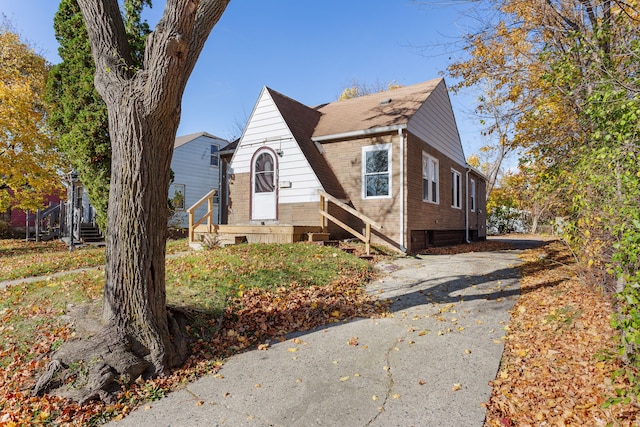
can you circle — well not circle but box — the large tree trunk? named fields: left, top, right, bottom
left=32, top=0, right=230, bottom=403
left=101, top=94, right=185, bottom=373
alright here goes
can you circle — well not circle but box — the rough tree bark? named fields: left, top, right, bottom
left=32, top=0, right=230, bottom=403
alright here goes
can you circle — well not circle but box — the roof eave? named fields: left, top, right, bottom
left=312, top=124, right=407, bottom=143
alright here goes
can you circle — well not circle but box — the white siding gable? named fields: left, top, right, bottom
left=407, top=80, right=467, bottom=167
left=230, top=87, right=324, bottom=204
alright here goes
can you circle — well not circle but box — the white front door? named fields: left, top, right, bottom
left=251, top=150, right=277, bottom=221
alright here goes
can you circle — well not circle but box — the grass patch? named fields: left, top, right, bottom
left=0, top=238, right=192, bottom=282
left=166, top=243, right=369, bottom=316
left=0, top=241, right=382, bottom=425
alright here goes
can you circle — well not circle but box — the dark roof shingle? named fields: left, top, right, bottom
left=266, top=88, right=347, bottom=199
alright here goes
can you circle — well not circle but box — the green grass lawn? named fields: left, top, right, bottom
left=0, top=240, right=383, bottom=425
left=0, top=238, right=190, bottom=282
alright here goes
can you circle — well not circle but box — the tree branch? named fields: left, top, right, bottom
left=76, top=0, right=134, bottom=100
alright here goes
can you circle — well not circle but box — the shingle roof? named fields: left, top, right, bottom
left=219, top=138, right=239, bottom=157
left=266, top=88, right=348, bottom=199
left=312, top=78, right=442, bottom=138
left=174, top=131, right=224, bottom=149
left=260, top=79, right=445, bottom=200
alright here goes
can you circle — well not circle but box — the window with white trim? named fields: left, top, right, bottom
left=470, top=178, right=476, bottom=212
left=362, top=144, right=391, bottom=198
left=210, top=144, right=219, bottom=167
left=422, top=152, right=439, bottom=204
left=451, top=169, right=461, bottom=209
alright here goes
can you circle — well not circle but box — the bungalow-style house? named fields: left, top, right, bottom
left=169, top=132, right=229, bottom=228
left=222, top=77, right=486, bottom=253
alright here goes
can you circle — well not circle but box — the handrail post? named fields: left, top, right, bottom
left=187, top=188, right=218, bottom=245
left=207, top=195, right=213, bottom=233
left=188, top=210, right=195, bottom=243
left=35, top=209, right=41, bottom=242
left=365, top=223, right=371, bottom=255
left=319, top=193, right=326, bottom=231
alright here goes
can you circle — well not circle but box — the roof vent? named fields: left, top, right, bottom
left=380, top=98, right=392, bottom=105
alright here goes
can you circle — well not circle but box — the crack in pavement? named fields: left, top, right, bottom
left=366, top=337, right=400, bottom=426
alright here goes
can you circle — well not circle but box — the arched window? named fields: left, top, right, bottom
left=254, top=152, right=275, bottom=193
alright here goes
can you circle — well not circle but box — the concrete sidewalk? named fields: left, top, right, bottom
left=110, top=238, right=543, bottom=427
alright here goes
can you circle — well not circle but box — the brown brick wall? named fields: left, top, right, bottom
left=321, top=133, right=402, bottom=249
left=406, top=133, right=466, bottom=233
left=405, top=133, right=487, bottom=251
left=227, top=172, right=250, bottom=224
left=226, top=131, right=487, bottom=251
left=228, top=172, right=322, bottom=226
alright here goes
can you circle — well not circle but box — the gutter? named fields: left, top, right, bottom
left=398, top=128, right=407, bottom=253
left=465, top=166, right=471, bottom=243
left=312, top=124, right=407, bottom=143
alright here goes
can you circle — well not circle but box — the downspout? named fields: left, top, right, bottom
left=465, top=166, right=471, bottom=243
left=399, top=128, right=407, bottom=252
left=217, top=155, right=223, bottom=224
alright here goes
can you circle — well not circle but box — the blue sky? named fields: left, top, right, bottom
left=1, top=0, right=486, bottom=156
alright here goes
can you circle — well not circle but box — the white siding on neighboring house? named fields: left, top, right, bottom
left=230, top=87, right=324, bottom=204
left=407, top=80, right=467, bottom=167
left=170, top=133, right=227, bottom=228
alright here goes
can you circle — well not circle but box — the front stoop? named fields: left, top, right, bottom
left=307, top=232, right=331, bottom=242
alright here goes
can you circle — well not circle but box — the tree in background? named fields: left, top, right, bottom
left=46, top=0, right=151, bottom=232
left=337, top=79, right=402, bottom=101
left=33, top=0, right=231, bottom=403
left=449, top=0, right=640, bottom=369
left=0, top=23, right=65, bottom=213
left=487, top=165, right=567, bottom=235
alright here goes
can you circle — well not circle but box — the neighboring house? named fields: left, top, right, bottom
left=224, top=78, right=487, bottom=253
left=5, top=194, right=62, bottom=229
left=169, top=132, right=229, bottom=228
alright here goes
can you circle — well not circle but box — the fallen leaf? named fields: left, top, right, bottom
left=452, top=383, right=462, bottom=391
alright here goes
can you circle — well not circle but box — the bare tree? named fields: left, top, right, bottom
left=33, top=0, right=230, bottom=403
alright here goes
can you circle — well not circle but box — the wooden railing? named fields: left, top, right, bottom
left=187, top=189, right=218, bottom=243
left=318, top=190, right=383, bottom=255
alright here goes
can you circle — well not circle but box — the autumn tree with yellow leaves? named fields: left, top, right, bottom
left=0, top=24, right=65, bottom=212
left=449, top=0, right=640, bottom=382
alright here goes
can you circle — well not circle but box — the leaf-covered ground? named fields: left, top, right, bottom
left=1, top=238, right=639, bottom=425
left=0, top=239, right=189, bottom=282
left=484, top=240, right=640, bottom=426
left=0, top=242, right=385, bottom=426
